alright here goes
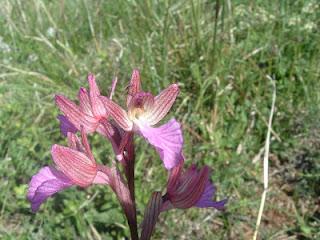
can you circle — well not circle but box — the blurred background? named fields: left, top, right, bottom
left=0, top=0, right=320, bottom=239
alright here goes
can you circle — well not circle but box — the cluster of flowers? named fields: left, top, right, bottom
left=27, top=70, right=226, bottom=239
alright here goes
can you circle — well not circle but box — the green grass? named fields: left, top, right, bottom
left=1, top=0, right=320, bottom=239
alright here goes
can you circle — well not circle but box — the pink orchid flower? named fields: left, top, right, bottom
left=55, top=74, right=107, bottom=134
left=161, top=159, right=227, bottom=211
left=100, top=70, right=183, bottom=169
left=27, top=129, right=110, bottom=212
left=55, top=74, right=123, bottom=159
left=139, top=157, right=227, bottom=239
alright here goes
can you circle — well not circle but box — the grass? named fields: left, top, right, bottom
left=1, top=0, right=320, bottom=239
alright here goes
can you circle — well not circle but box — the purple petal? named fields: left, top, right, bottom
left=195, top=181, right=227, bottom=210
left=57, top=115, right=78, bottom=136
left=138, top=119, right=183, bottom=169
left=27, top=166, right=73, bottom=212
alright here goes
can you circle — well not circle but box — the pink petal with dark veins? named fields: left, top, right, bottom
left=51, top=145, right=97, bottom=187
left=100, top=96, right=133, bottom=131
left=55, top=95, right=98, bottom=133
left=78, top=87, right=93, bottom=116
left=143, top=84, right=179, bottom=126
left=88, top=74, right=106, bottom=117
left=127, top=69, right=141, bottom=107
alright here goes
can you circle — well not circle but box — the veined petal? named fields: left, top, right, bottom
left=57, top=115, right=78, bottom=136
left=138, top=119, right=183, bottom=169
left=166, top=159, right=184, bottom=193
left=51, top=145, right=97, bottom=187
left=88, top=74, right=106, bottom=117
left=171, top=166, right=209, bottom=208
left=143, top=84, right=179, bottom=126
left=55, top=95, right=98, bottom=133
left=78, top=87, right=93, bottom=116
left=27, top=166, right=73, bottom=212
left=127, top=69, right=141, bottom=107
left=100, top=96, right=133, bottom=131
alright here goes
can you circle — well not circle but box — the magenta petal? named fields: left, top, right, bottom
left=57, top=115, right=78, bottom=136
left=27, top=166, right=73, bottom=212
left=195, top=181, right=227, bottom=210
left=138, top=119, right=183, bottom=169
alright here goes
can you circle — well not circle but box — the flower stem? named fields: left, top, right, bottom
left=124, top=133, right=138, bottom=239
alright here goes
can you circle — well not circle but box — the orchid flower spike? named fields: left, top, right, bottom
left=27, top=128, right=110, bottom=212
left=100, top=70, right=183, bottom=169
left=161, top=159, right=227, bottom=211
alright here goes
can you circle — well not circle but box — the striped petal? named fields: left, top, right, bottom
left=127, top=69, right=141, bottom=107
left=88, top=74, right=107, bottom=117
left=171, top=166, right=209, bottom=209
left=78, top=87, right=93, bottom=116
left=166, top=159, right=184, bottom=193
left=100, top=96, right=133, bottom=131
left=51, top=145, right=97, bottom=187
left=66, top=132, right=83, bottom=152
left=138, top=119, right=183, bottom=169
left=143, top=84, right=179, bottom=126
left=55, top=95, right=98, bottom=133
